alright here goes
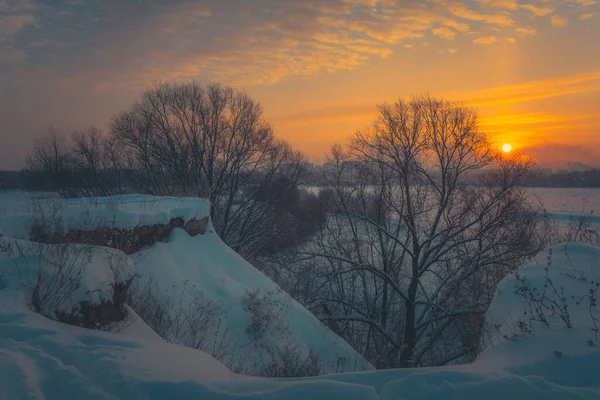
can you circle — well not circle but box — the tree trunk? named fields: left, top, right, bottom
left=400, top=277, right=418, bottom=367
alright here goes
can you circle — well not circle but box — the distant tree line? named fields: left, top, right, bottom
left=524, top=168, right=600, bottom=188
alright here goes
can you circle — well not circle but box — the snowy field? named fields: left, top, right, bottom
left=1, top=189, right=599, bottom=399
left=528, top=188, right=600, bottom=214
left=529, top=188, right=600, bottom=231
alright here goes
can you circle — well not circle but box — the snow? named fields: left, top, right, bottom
left=528, top=188, right=600, bottom=215
left=0, top=236, right=135, bottom=319
left=0, top=192, right=210, bottom=239
left=2, top=296, right=598, bottom=399
left=528, top=188, right=600, bottom=231
left=0, top=192, right=371, bottom=374
left=479, top=242, right=600, bottom=376
left=131, top=225, right=372, bottom=374
left=1, top=191, right=600, bottom=399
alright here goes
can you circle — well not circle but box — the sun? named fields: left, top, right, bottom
left=502, top=143, right=512, bottom=153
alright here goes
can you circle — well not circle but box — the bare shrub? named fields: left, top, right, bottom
left=15, top=240, right=90, bottom=317
left=1, top=201, right=137, bottom=330
left=492, top=249, right=600, bottom=347
left=127, top=277, right=243, bottom=369
left=513, top=250, right=572, bottom=329
left=4, top=237, right=134, bottom=330
left=562, top=211, right=600, bottom=246
left=241, top=288, right=291, bottom=345
left=126, top=278, right=173, bottom=337
left=256, top=343, right=323, bottom=377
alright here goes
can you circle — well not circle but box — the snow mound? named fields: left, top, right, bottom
left=0, top=300, right=381, bottom=400
left=132, top=226, right=373, bottom=374
left=0, top=192, right=210, bottom=239
left=0, top=234, right=134, bottom=321
left=478, top=242, right=600, bottom=384
left=1, top=302, right=598, bottom=399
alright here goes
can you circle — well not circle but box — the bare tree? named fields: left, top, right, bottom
left=26, top=127, right=73, bottom=192
left=70, top=127, right=129, bottom=196
left=26, top=126, right=129, bottom=197
left=297, top=95, right=544, bottom=368
left=110, top=82, right=307, bottom=257
left=25, top=82, right=310, bottom=258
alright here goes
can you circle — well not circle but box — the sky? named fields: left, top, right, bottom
left=1, top=0, right=600, bottom=170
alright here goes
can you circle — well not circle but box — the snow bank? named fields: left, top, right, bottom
left=1, top=236, right=600, bottom=398
left=1, top=298, right=598, bottom=399
left=0, top=301, right=381, bottom=400
left=479, top=242, right=600, bottom=379
left=0, top=192, right=210, bottom=239
left=0, top=234, right=134, bottom=322
left=132, top=226, right=373, bottom=374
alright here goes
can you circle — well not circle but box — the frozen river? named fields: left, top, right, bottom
left=527, top=187, right=600, bottom=214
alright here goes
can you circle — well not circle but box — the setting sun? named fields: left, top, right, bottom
left=502, top=143, right=513, bottom=153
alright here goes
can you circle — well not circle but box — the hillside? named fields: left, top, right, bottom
left=0, top=192, right=372, bottom=375
left=1, top=239, right=599, bottom=398
left=1, top=192, right=599, bottom=399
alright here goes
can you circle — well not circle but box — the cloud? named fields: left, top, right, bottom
left=580, top=13, right=596, bottom=20
left=521, top=142, right=600, bottom=167
left=2, top=0, right=599, bottom=89
left=515, top=27, right=538, bottom=36
left=551, top=15, right=569, bottom=27
left=520, top=4, right=554, bottom=16
left=0, top=13, right=34, bottom=39
left=473, top=36, right=497, bottom=45
left=450, top=70, right=600, bottom=106
left=433, top=26, right=457, bottom=39
left=442, top=18, right=470, bottom=32
left=440, top=1, right=515, bottom=26
left=0, top=0, right=36, bottom=41
left=479, top=112, right=598, bottom=130
left=271, top=74, right=600, bottom=129
left=475, top=0, right=518, bottom=9
left=567, top=0, right=597, bottom=5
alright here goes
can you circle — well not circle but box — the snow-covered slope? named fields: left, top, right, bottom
left=478, top=242, right=600, bottom=381
left=0, top=237, right=134, bottom=320
left=1, top=192, right=599, bottom=399
left=0, top=305, right=379, bottom=400
left=2, top=242, right=599, bottom=399
left=0, top=192, right=372, bottom=375
left=131, top=226, right=371, bottom=374
left=0, top=192, right=210, bottom=239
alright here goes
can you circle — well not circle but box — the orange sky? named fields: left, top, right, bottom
left=1, top=0, right=600, bottom=169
